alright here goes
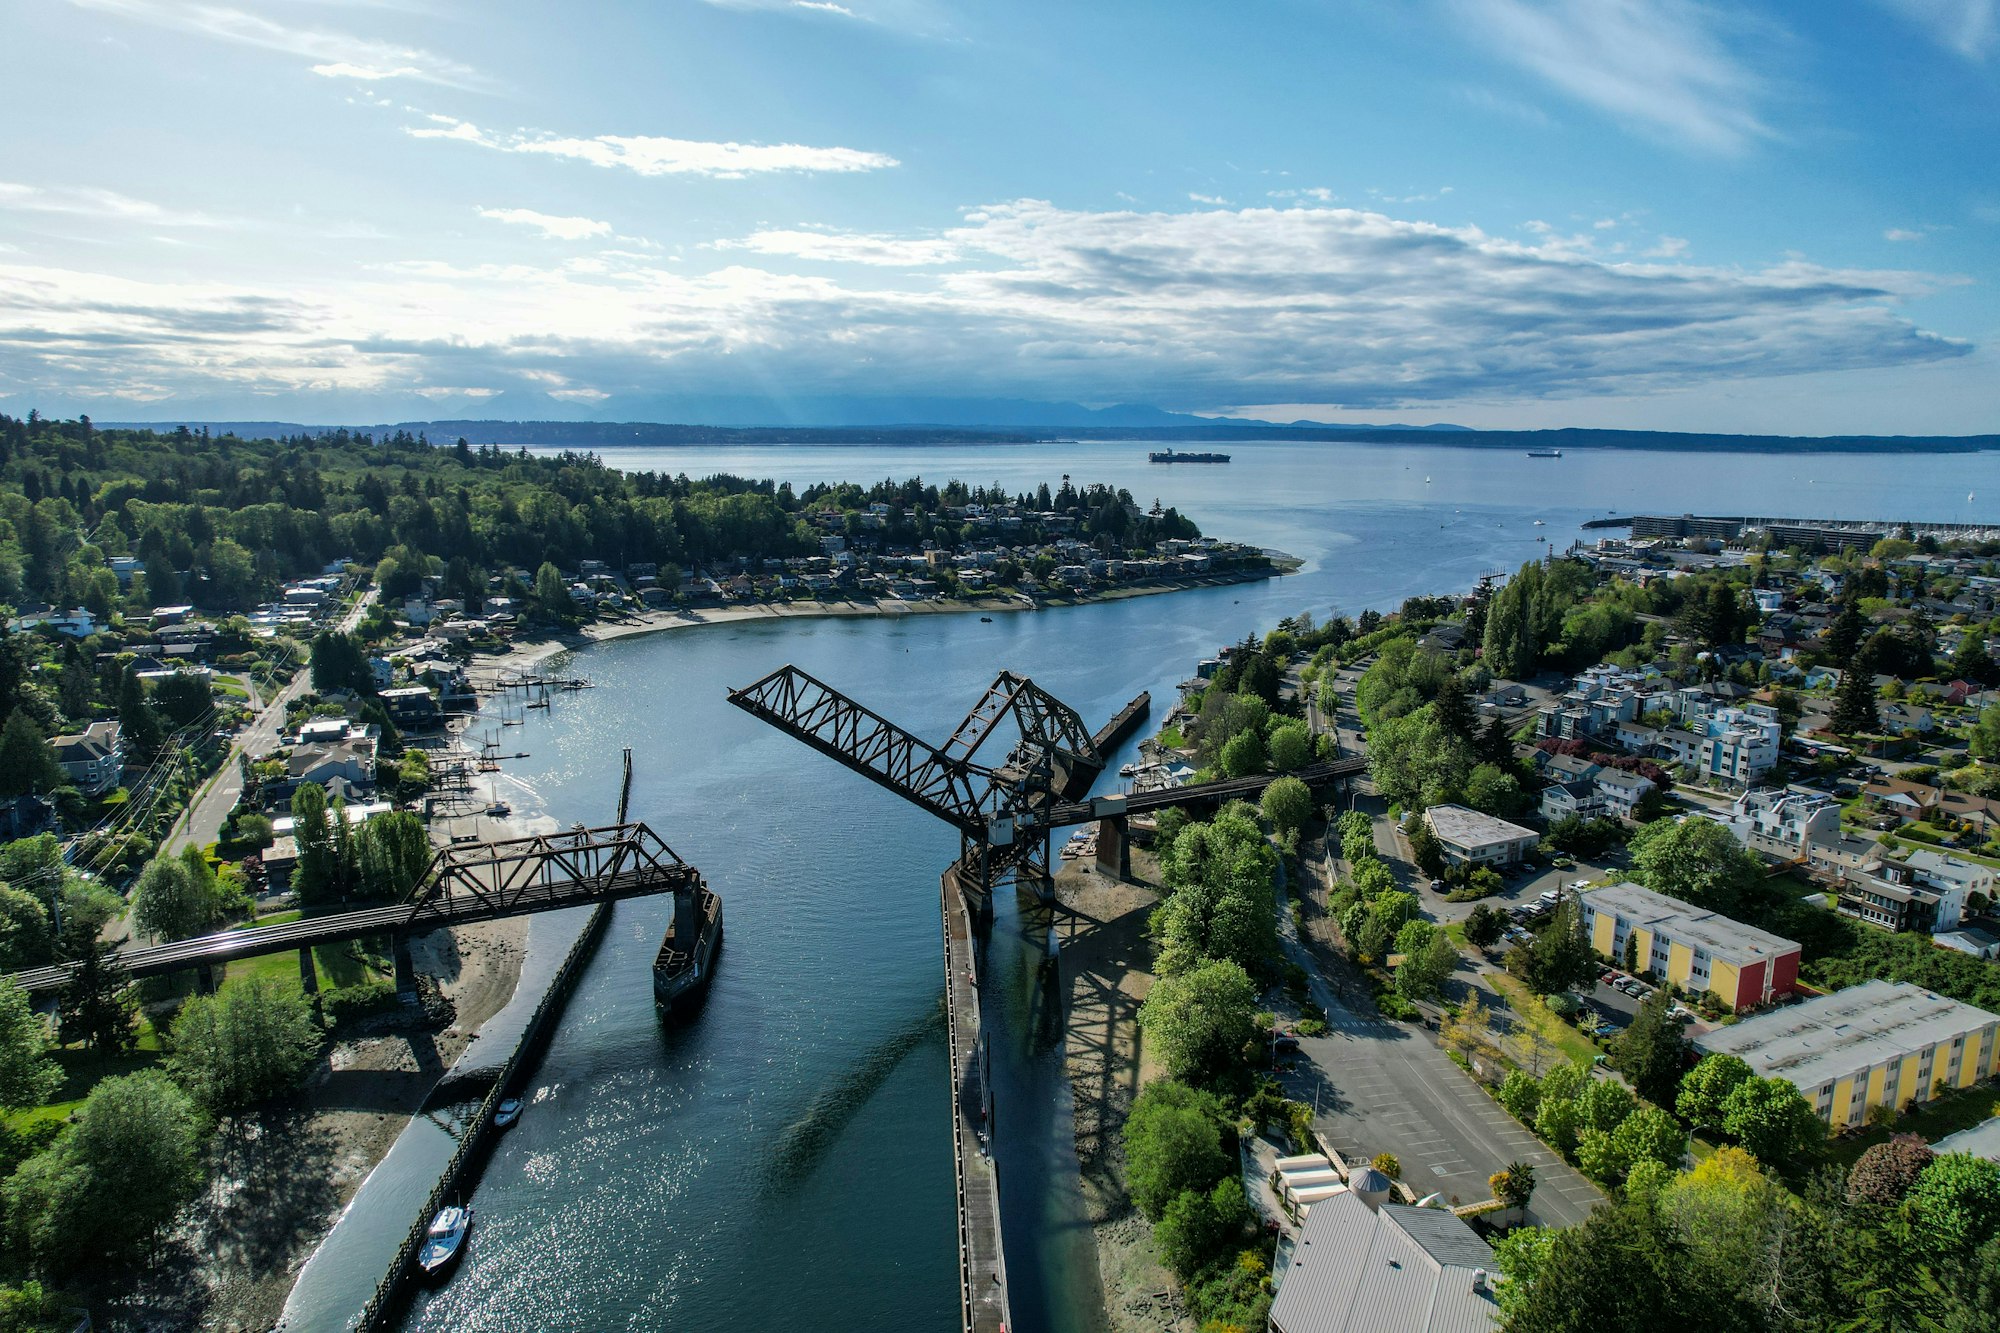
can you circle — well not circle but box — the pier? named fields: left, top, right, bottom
left=1595, top=512, right=2000, bottom=548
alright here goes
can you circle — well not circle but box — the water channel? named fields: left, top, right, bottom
left=293, top=439, right=1996, bottom=1333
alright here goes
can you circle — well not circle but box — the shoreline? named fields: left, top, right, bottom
left=473, top=568, right=1290, bottom=675
left=1055, top=855, right=1194, bottom=1333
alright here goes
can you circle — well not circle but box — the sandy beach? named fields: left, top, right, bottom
left=104, top=915, right=529, bottom=1333
left=1056, top=851, right=1196, bottom=1333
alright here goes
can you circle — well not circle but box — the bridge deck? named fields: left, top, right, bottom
left=10, top=864, right=697, bottom=994
left=1044, top=755, right=1364, bottom=827
left=940, top=868, right=1008, bottom=1333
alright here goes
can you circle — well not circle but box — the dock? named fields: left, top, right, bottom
left=1090, top=691, right=1151, bottom=754
left=940, top=866, right=1009, bottom=1333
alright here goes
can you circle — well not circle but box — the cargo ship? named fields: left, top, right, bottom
left=1526, top=448, right=1562, bottom=458
left=1148, top=447, right=1231, bottom=463
left=653, top=882, right=723, bottom=1012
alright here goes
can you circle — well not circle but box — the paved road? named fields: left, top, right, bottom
left=164, top=587, right=375, bottom=857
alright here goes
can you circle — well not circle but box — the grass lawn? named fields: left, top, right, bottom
left=1491, top=972, right=1603, bottom=1068
left=1827, top=1085, right=2000, bottom=1169
left=6, top=1017, right=168, bottom=1134
left=224, top=940, right=387, bottom=990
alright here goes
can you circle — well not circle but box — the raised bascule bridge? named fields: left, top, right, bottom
left=727, top=664, right=1364, bottom=1333
left=10, top=822, right=706, bottom=999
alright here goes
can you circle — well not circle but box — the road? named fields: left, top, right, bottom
left=1272, top=858, right=1605, bottom=1228
left=164, top=587, right=376, bottom=858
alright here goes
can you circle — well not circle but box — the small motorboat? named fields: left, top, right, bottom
left=979, top=616, right=993, bottom=622
left=418, top=1205, right=472, bottom=1278
left=494, top=1097, right=523, bottom=1129
left=486, top=801, right=511, bottom=817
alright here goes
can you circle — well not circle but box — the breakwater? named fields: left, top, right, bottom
left=941, top=866, right=1010, bottom=1333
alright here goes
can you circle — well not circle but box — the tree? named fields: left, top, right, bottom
left=1498, top=1199, right=1716, bottom=1333
left=1630, top=817, right=1761, bottom=914
left=1847, top=1133, right=1936, bottom=1209
left=1464, top=902, right=1504, bottom=949
left=1906, top=1154, right=2000, bottom=1259
left=353, top=810, right=432, bottom=901
left=1491, top=1159, right=1536, bottom=1213
left=1122, top=1080, right=1232, bottom=1220
left=1576, top=1127, right=1626, bottom=1183
left=1508, top=899, right=1594, bottom=995
left=1970, top=704, right=2000, bottom=762
left=0, top=711, right=63, bottom=797
left=1611, top=988, right=1692, bottom=1106
left=116, top=666, right=163, bottom=758
left=1951, top=627, right=1996, bottom=687
left=1464, top=762, right=1526, bottom=818
left=309, top=630, right=373, bottom=695
left=1395, top=928, right=1458, bottom=1001
left=1576, top=1077, right=1637, bottom=1134
left=1266, top=721, right=1312, bottom=772
left=1831, top=661, right=1881, bottom=736
left=1259, top=776, right=1313, bottom=838
left=1155, top=1177, right=1251, bottom=1280
left=1677, top=1053, right=1752, bottom=1135
left=533, top=561, right=571, bottom=621
left=290, top=782, right=342, bottom=904
left=168, top=975, right=323, bottom=1115
left=1406, top=817, right=1447, bottom=879
left=1611, top=1105, right=1687, bottom=1173
left=150, top=672, right=212, bottom=728
left=1720, top=1076, right=1824, bottom=1165
left=1368, top=704, right=1475, bottom=810
left=1536, top=1091, right=1585, bottom=1155
left=3, top=1071, right=202, bottom=1270
left=130, top=851, right=225, bottom=942
left=1498, top=1068, right=1542, bottom=1123
left=0, top=885, right=53, bottom=971
left=1218, top=728, right=1267, bottom=779
left=1138, top=959, right=1259, bottom=1087
left=0, top=978, right=60, bottom=1110
left=58, top=940, right=136, bottom=1056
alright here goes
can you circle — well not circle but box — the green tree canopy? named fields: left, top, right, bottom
left=1258, top=775, right=1313, bottom=838
left=130, top=850, right=226, bottom=942
left=1719, top=1076, right=1824, bottom=1166
left=1265, top=721, right=1313, bottom=773
left=0, top=711, right=62, bottom=798
left=0, top=978, right=60, bottom=1111
left=167, top=974, right=323, bottom=1116
left=1677, top=1053, right=1753, bottom=1135
left=1611, top=988, right=1692, bottom=1106
left=1138, top=958, right=1259, bottom=1087
left=1630, top=817, right=1762, bottom=914
left=1121, top=1079, right=1233, bottom=1221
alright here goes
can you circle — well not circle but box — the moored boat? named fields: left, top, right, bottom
left=494, top=1097, right=522, bottom=1129
left=418, top=1205, right=472, bottom=1279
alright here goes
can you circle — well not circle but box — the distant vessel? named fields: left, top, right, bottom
left=1148, top=448, right=1230, bottom=464
left=1527, top=448, right=1562, bottom=458
left=1533, top=519, right=1546, bottom=526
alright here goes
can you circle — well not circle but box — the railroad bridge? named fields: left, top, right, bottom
left=727, top=665, right=1361, bottom=1333
left=10, top=823, right=703, bottom=997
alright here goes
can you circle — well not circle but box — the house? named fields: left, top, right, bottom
left=1694, top=980, right=2000, bottom=1127
left=1692, top=707, right=1781, bottom=787
left=378, top=685, right=442, bottom=729
left=1862, top=778, right=1940, bottom=824
left=1878, top=703, right=1935, bottom=737
left=1929, top=1117, right=2000, bottom=1162
left=1537, top=753, right=1603, bottom=784
left=1585, top=882, right=1799, bottom=1010
left=1422, top=805, right=1538, bottom=868
left=1268, top=1189, right=1499, bottom=1333
left=1900, top=850, right=1995, bottom=915
left=50, top=720, right=124, bottom=796
left=1835, top=861, right=1964, bottom=933
left=1540, top=779, right=1603, bottom=823
left=1613, top=719, right=1661, bottom=753
left=1731, top=786, right=1842, bottom=862
left=1933, top=927, right=2000, bottom=961
left=1593, top=769, right=1656, bottom=819
left=288, top=733, right=379, bottom=789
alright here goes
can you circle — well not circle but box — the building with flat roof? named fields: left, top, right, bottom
left=1931, top=1117, right=2000, bottom=1163
left=1694, top=980, right=2000, bottom=1127
left=1269, top=1191, right=1499, bottom=1333
left=1421, top=804, right=1538, bottom=868
left=1585, top=882, right=1799, bottom=1011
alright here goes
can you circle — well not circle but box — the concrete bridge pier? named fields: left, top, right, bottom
left=298, top=947, right=318, bottom=995
left=195, top=965, right=217, bottom=995
left=1092, top=796, right=1131, bottom=880
left=392, top=935, right=419, bottom=1003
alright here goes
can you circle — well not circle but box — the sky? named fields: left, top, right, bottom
left=0, top=0, right=1996, bottom=433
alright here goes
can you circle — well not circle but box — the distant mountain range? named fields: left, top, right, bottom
left=101, top=414, right=1999, bottom=454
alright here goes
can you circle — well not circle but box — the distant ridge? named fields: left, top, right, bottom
left=99, top=418, right=1999, bottom=454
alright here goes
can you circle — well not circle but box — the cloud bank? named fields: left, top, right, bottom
left=408, top=116, right=899, bottom=178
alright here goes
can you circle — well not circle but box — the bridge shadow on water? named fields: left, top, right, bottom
left=764, top=1006, right=948, bottom=1190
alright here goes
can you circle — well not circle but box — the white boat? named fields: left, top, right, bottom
left=1118, top=763, right=1139, bottom=777
left=494, top=1097, right=523, bottom=1129
left=418, top=1205, right=472, bottom=1278
left=1532, top=519, right=1545, bottom=526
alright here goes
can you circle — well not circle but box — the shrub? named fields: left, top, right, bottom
left=320, top=979, right=399, bottom=1027
left=1123, top=1081, right=1233, bottom=1221
left=1156, top=1177, right=1253, bottom=1279
left=1371, top=1151, right=1401, bottom=1179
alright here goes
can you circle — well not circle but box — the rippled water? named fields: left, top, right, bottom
left=369, top=440, right=1997, bottom=1333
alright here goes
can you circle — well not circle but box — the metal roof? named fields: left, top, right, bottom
left=1423, top=804, right=1536, bottom=852
left=1269, top=1193, right=1499, bottom=1333
left=1695, top=980, right=2000, bottom=1092
left=1931, top=1116, right=2000, bottom=1162
left=1583, top=882, right=1798, bottom=966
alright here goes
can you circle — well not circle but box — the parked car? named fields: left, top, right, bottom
left=1601, top=970, right=1619, bottom=985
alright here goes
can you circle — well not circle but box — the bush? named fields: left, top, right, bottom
left=320, top=979, right=399, bottom=1027
left=1123, top=1081, right=1233, bottom=1221
left=1156, top=1177, right=1253, bottom=1279
left=1372, top=1152, right=1401, bottom=1179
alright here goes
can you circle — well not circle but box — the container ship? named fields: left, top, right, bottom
left=1526, top=448, right=1562, bottom=458
left=1148, top=447, right=1231, bottom=463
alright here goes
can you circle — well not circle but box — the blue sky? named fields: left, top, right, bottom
left=0, top=0, right=1996, bottom=432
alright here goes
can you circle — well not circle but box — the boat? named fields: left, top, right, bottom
left=1148, top=448, right=1231, bottom=464
left=1532, top=519, right=1545, bottom=525
left=494, top=1097, right=523, bottom=1129
left=501, top=718, right=523, bottom=727
left=1527, top=448, right=1562, bottom=458
left=979, top=615, right=993, bottom=622
left=417, top=1205, right=472, bottom=1278
left=486, top=801, right=511, bottom=817
left=1424, top=475, right=1431, bottom=483
left=1118, top=762, right=1139, bottom=777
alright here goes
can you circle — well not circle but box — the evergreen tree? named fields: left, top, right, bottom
left=58, top=941, right=137, bottom=1057
left=0, top=711, right=63, bottom=797
left=1825, top=599, right=1868, bottom=665
left=290, top=783, right=341, bottom=904
left=1831, top=663, right=1880, bottom=736
left=116, top=666, right=163, bottom=758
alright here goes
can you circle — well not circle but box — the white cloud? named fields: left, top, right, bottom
left=0, top=201, right=1967, bottom=420
left=64, top=0, right=480, bottom=87
left=476, top=207, right=613, bottom=241
left=0, top=181, right=227, bottom=228
left=714, top=228, right=960, bottom=265
left=407, top=116, right=898, bottom=178
left=794, top=1, right=859, bottom=15
left=1884, top=227, right=1927, bottom=241
left=1188, top=193, right=1232, bottom=206
left=1447, top=0, right=1774, bottom=153
left=1875, top=0, right=1996, bottom=59
left=1648, top=236, right=1691, bottom=257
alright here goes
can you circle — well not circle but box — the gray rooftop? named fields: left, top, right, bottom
left=1931, top=1116, right=2000, bottom=1162
left=1424, top=804, right=1536, bottom=851
left=1270, top=1193, right=1499, bottom=1333
left=1584, top=882, right=1798, bottom=966
left=1695, top=980, right=2000, bottom=1092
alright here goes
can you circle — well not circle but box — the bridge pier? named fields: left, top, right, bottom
left=1094, top=814, right=1131, bottom=880
left=298, top=947, right=318, bottom=995
left=392, top=935, right=418, bottom=1003
left=195, top=965, right=217, bottom=995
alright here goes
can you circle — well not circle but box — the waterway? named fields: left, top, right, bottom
left=340, top=439, right=1998, bottom=1333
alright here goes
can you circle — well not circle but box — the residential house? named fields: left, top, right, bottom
left=1540, top=780, right=1603, bottom=822
left=1695, top=980, right=2000, bottom=1127
left=1934, top=927, right=2000, bottom=961
left=1901, top=849, right=1995, bottom=914
left=1422, top=805, right=1538, bottom=868
left=1586, top=882, right=1799, bottom=1010
left=1731, top=786, right=1842, bottom=863
left=1862, top=778, right=1940, bottom=825
left=1268, top=1189, right=1499, bottom=1333
left=1878, top=703, right=1935, bottom=737
left=50, top=720, right=124, bottom=796
left=288, top=732, right=379, bottom=790
left=1836, top=861, right=1964, bottom=933
left=1593, top=769, right=1656, bottom=819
